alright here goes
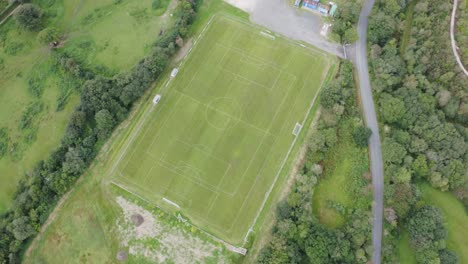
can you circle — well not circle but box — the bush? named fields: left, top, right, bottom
left=152, top=0, right=161, bottom=9
left=353, top=125, right=372, bottom=147
left=37, top=27, right=59, bottom=44
left=14, top=4, right=43, bottom=31
left=0, top=128, right=8, bottom=158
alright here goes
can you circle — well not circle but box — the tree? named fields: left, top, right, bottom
left=353, top=125, right=372, bottom=147
left=7, top=216, right=35, bottom=241
left=379, top=94, right=405, bottom=123
left=368, top=11, right=397, bottom=45
left=14, top=4, right=43, bottom=31
left=382, top=138, right=407, bottom=164
left=152, top=0, right=161, bottom=9
left=95, top=109, right=116, bottom=139
left=37, top=27, right=59, bottom=44
left=407, top=205, right=446, bottom=252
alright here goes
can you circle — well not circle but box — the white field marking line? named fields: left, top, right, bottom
left=108, top=103, right=156, bottom=178
left=176, top=91, right=275, bottom=137
left=219, top=68, right=271, bottom=91
left=174, top=36, right=232, bottom=99
left=177, top=16, right=215, bottom=70
left=260, top=31, right=276, bottom=40
left=227, top=73, right=299, bottom=233
left=175, top=140, right=234, bottom=187
left=206, top=129, right=269, bottom=216
left=144, top=95, right=184, bottom=157
left=118, top=78, right=176, bottom=171
left=228, top=60, right=329, bottom=235
left=144, top=150, right=233, bottom=196
left=163, top=197, right=181, bottom=210
left=241, top=62, right=332, bottom=246
left=230, top=48, right=283, bottom=93
left=120, top=95, right=183, bottom=173
left=116, top=16, right=326, bottom=243
left=208, top=74, right=299, bottom=218
left=216, top=14, right=329, bottom=59
left=119, top=167, right=196, bottom=208
left=111, top=180, right=247, bottom=255
left=215, top=42, right=284, bottom=71
left=227, top=71, right=298, bottom=197
left=244, top=228, right=253, bottom=243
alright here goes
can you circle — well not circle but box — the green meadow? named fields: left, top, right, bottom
left=0, top=0, right=175, bottom=212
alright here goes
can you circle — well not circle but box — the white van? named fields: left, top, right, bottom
left=152, top=94, right=161, bottom=105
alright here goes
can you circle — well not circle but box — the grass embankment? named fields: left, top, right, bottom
left=0, top=0, right=174, bottom=213
left=312, top=118, right=370, bottom=228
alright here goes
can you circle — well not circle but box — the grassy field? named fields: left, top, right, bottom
left=398, top=230, right=417, bottom=264
left=0, top=20, right=79, bottom=212
left=419, top=184, right=468, bottom=263
left=109, top=15, right=331, bottom=245
left=312, top=119, right=370, bottom=228
left=25, top=1, right=334, bottom=261
left=0, top=0, right=174, bottom=213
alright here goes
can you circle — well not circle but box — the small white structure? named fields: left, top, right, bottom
left=152, top=94, right=162, bottom=105
left=171, top=68, right=179, bottom=78
left=292, top=122, right=303, bottom=136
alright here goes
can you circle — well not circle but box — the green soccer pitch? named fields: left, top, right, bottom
left=109, top=15, right=333, bottom=245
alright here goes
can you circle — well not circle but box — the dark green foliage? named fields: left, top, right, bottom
left=0, top=127, right=8, bottom=158
left=0, top=1, right=198, bottom=262
left=19, top=101, right=44, bottom=130
left=37, top=27, right=59, bottom=44
left=407, top=206, right=449, bottom=263
left=353, top=126, right=372, bottom=147
left=331, top=1, right=361, bottom=43
left=257, top=62, right=372, bottom=264
left=4, top=40, right=24, bottom=55
left=14, top=4, right=43, bottom=31
left=95, top=109, right=115, bottom=139
left=369, top=2, right=466, bottom=260
left=152, top=0, right=161, bottom=10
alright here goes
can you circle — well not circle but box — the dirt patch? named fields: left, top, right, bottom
left=116, top=197, right=228, bottom=263
left=173, top=38, right=193, bottom=64
left=116, top=251, right=128, bottom=261
left=131, top=213, right=144, bottom=227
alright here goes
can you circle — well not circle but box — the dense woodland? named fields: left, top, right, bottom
left=256, top=61, right=373, bottom=263
left=368, top=0, right=467, bottom=263
left=0, top=0, right=198, bottom=262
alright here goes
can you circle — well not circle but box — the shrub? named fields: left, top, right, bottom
left=14, top=4, right=43, bottom=31
left=152, top=0, right=161, bottom=9
left=37, top=27, right=59, bottom=44
left=353, top=125, right=372, bottom=147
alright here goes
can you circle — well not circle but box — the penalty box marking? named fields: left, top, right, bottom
left=226, top=56, right=330, bottom=236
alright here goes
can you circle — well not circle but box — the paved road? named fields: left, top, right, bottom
left=355, top=0, right=383, bottom=263
left=450, top=0, right=468, bottom=76
left=248, top=0, right=345, bottom=58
